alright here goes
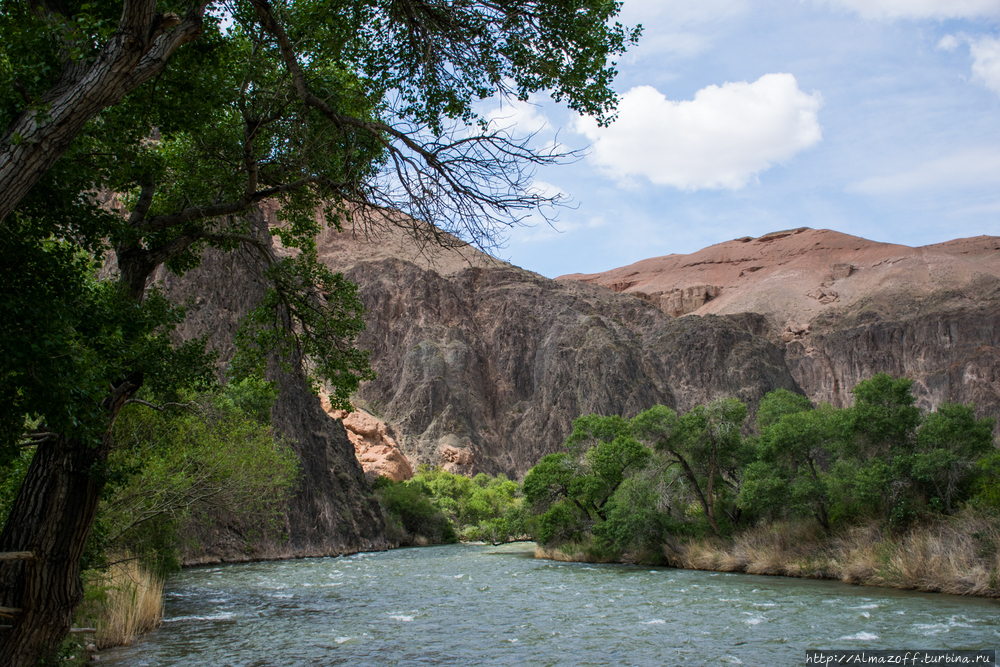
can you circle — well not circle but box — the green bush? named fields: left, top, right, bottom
left=373, top=477, right=457, bottom=544
left=95, top=385, right=298, bottom=573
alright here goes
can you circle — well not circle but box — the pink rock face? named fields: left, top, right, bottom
left=558, top=228, right=1000, bottom=327
left=320, top=396, right=414, bottom=482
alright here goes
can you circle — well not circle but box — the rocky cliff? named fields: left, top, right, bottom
left=306, top=221, right=800, bottom=477
left=560, top=228, right=1000, bottom=424
left=153, top=217, right=391, bottom=564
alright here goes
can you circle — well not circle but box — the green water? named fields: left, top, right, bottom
left=101, top=543, right=998, bottom=666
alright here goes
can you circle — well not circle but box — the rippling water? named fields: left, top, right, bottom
left=101, top=543, right=998, bottom=666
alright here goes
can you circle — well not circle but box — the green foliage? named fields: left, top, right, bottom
left=523, top=413, right=653, bottom=547
left=632, top=398, right=749, bottom=535
left=0, top=449, right=33, bottom=529
left=231, top=253, right=375, bottom=409
left=592, top=473, right=681, bottom=563
left=218, top=375, right=280, bottom=425
left=740, top=404, right=841, bottom=531
left=755, top=388, right=812, bottom=431
left=374, top=467, right=525, bottom=545
left=94, top=386, right=298, bottom=573
left=972, top=451, right=1000, bottom=511
left=913, top=403, right=995, bottom=512
left=373, top=476, right=458, bottom=545
left=843, top=374, right=922, bottom=459
left=523, top=377, right=996, bottom=558
left=0, top=238, right=216, bottom=465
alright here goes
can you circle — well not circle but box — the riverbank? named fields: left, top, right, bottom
left=535, top=510, right=1000, bottom=599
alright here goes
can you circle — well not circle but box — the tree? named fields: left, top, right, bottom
left=631, top=399, right=748, bottom=535
left=912, top=403, right=994, bottom=513
left=0, top=0, right=639, bottom=662
left=522, top=414, right=651, bottom=544
left=739, top=395, right=841, bottom=533
left=836, top=374, right=924, bottom=526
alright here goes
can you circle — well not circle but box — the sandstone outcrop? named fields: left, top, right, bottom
left=321, top=397, right=415, bottom=482
left=559, top=229, right=1000, bottom=427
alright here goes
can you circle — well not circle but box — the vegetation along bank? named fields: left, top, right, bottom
left=378, top=374, right=1000, bottom=598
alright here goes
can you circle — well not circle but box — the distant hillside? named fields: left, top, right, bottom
left=559, top=228, right=1000, bottom=419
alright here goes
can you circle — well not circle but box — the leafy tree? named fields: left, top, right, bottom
left=739, top=399, right=841, bottom=532
left=912, top=403, right=994, bottom=513
left=372, top=476, right=457, bottom=545
left=523, top=414, right=651, bottom=544
left=372, top=467, right=523, bottom=544
left=96, top=384, right=299, bottom=573
left=0, top=0, right=639, bottom=661
left=632, top=399, right=748, bottom=534
left=843, top=374, right=922, bottom=460
left=525, top=415, right=651, bottom=523
left=835, top=375, right=925, bottom=527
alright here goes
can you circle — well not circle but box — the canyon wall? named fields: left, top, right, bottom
left=310, top=223, right=800, bottom=477
left=154, top=219, right=391, bottom=564
left=561, top=228, right=1000, bottom=428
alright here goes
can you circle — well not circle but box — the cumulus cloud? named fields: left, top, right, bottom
left=935, top=33, right=1000, bottom=97
left=937, top=34, right=960, bottom=51
left=851, top=148, right=1000, bottom=194
left=574, top=74, right=822, bottom=191
left=970, top=35, right=1000, bottom=95
left=823, top=0, right=1000, bottom=19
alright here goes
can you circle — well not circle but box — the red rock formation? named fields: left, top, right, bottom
left=320, top=396, right=415, bottom=482
left=558, top=228, right=1000, bottom=328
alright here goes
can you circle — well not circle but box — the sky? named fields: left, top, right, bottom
left=480, top=0, right=1000, bottom=279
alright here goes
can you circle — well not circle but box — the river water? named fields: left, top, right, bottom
left=101, top=543, right=998, bottom=666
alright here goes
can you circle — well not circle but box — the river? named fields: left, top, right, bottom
left=101, top=543, right=998, bottom=666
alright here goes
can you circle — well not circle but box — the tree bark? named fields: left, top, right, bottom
left=0, top=0, right=207, bottom=224
left=0, top=372, right=136, bottom=665
left=0, top=435, right=108, bottom=666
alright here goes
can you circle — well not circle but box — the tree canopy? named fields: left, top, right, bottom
left=0, top=0, right=639, bottom=663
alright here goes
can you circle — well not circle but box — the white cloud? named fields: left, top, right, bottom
left=823, top=0, right=1000, bottom=19
left=970, top=35, right=1000, bottom=95
left=934, top=33, right=1000, bottom=97
left=937, top=34, right=960, bottom=51
left=851, top=148, right=1000, bottom=194
left=574, top=74, right=823, bottom=191
left=508, top=181, right=605, bottom=244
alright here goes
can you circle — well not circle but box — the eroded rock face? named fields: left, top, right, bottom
left=153, top=216, right=391, bottom=564
left=321, top=397, right=415, bottom=482
left=312, top=227, right=800, bottom=476
left=559, top=229, right=1000, bottom=430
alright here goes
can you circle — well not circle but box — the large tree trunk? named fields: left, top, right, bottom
left=0, top=435, right=108, bottom=666
left=0, top=375, right=135, bottom=665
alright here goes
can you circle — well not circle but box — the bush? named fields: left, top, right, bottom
left=95, top=386, right=298, bottom=572
left=374, top=478, right=457, bottom=545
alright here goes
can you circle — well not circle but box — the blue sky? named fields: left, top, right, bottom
left=482, top=0, right=1000, bottom=278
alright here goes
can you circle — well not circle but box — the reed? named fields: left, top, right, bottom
left=79, top=559, right=164, bottom=650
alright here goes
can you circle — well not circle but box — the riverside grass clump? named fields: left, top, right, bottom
left=520, top=376, right=1000, bottom=598
left=77, top=559, right=164, bottom=650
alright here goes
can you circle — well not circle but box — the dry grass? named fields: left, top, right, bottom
left=80, top=559, right=164, bottom=649
left=534, top=542, right=617, bottom=563
left=669, top=511, right=1000, bottom=598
